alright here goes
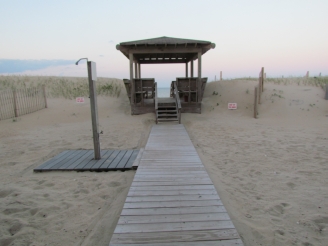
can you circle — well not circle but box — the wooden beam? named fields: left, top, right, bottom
left=138, top=63, right=141, bottom=78
left=191, top=60, right=194, bottom=77
left=198, top=51, right=202, bottom=103
left=185, top=63, right=188, bottom=77
left=139, top=60, right=189, bottom=64
left=130, top=47, right=201, bottom=54
left=129, top=53, right=134, bottom=106
left=134, top=62, right=138, bottom=79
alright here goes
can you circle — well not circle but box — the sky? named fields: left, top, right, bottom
left=1, top=0, right=327, bottom=87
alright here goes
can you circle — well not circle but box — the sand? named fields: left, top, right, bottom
left=0, top=79, right=327, bottom=246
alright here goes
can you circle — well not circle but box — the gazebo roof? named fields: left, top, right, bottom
left=120, top=36, right=212, bottom=46
left=116, top=36, right=215, bottom=64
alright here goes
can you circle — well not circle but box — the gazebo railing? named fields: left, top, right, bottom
left=173, top=81, right=181, bottom=124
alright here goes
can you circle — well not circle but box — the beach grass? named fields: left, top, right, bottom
left=231, top=76, right=328, bottom=90
left=0, top=75, right=123, bottom=99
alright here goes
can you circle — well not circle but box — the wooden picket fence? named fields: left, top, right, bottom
left=0, top=86, right=47, bottom=120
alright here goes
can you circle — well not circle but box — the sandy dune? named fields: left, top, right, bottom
left=0, top=79, right=327, bottom=246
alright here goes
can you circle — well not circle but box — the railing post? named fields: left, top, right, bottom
left=154, top=82, right=158, bottom=124
left=258, top=76, right=261, bottom=104
left=42, top=85, right=47, bottom=108
left=261, top=67, right=264, bottom=92
left=13, top=89, right=18, bottom=117
left=254, top=86, right=258, bottom=118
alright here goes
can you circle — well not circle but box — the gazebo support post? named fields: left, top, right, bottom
left=138, top=63, right=141, bottom=78
left=185, top=63, right=188, bottom=77
left=129, top=53, right=134, bottom=106
left=198, top=51, right=202, bottom=102
left=134, top=62, right=138, bottom=79
left=191, top=60, right=194, bottom=77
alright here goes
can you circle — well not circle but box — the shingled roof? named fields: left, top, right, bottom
left=120, top=36, right=212, bottom=46
left=116, top=36, right=215, bottom=64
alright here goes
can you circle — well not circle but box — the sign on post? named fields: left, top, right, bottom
left=228, top=103, right=237, bottom=110
left=76, top=97, right=85, bottom=103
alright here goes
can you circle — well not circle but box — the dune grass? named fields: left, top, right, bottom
left=0, top=75, right=123, bottom=99
left=232, top=76, right=328, bottom=90
left=265, top=77, right=328, bottom=89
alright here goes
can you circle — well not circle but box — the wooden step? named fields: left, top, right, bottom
left=158, top=118, right=179, bottom=122
left=158, top=106, right=176, bottom=108
left=158, top=114, right=178, bottom=117
left=157, top=110, right=177, bottom=112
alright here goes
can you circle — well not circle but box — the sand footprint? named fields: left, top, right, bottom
left=0, top=189, right=13, bottom=198
left=286, top=182, right=296, bottom=189
left=268, top=202, right=291, bottom=216
left=8, top=222, right=23, bottom=236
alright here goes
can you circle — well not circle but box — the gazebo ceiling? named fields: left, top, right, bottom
left=116, top=36, right=215, bottom=64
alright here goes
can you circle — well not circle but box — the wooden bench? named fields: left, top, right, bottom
left=176, top=77, right=199, bottom=103
left=134, top=78, right=155, bottom=105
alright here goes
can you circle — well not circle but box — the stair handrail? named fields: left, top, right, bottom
left=155, top=82, right=158, bottom=110
left=173, top=81, right=181, bottom=124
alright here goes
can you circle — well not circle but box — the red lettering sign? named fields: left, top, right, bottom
left=76, top=97, right=85, bottom=103
left=228, top=103, right=237, bottom=110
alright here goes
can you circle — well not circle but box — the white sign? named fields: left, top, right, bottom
left=228, top=103, right=237, bottom=110
left=76, top=97, right=85, bottom=103
left=91, top=61, right=97, bottom=81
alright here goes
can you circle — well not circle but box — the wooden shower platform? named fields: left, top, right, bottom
left=109, top=124, right=243, bottom=245
left=34, top=149, right=139, bottom=172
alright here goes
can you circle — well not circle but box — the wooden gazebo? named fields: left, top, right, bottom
left=116, top=36, right=215, bottom=122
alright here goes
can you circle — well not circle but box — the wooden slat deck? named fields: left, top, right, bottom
left=34, top=149, right=139, bottom=172
left=110, top=124, right=243, bottom=245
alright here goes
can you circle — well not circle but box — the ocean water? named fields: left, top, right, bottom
left=157, top=88, right=170, bottom=98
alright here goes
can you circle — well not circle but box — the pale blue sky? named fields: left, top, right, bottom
left=1, top=0, right=327, bottom=87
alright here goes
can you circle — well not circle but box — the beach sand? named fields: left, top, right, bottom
left=0, top=79, right=327, bottom=245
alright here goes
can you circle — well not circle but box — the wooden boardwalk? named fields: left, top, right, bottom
left=110, top=124, right=243, bottom=245
left=34, top=149, right=139, bottom=172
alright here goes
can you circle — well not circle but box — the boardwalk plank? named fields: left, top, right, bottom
left=131, top=180, right=213, bottom=186
left=127, top=189, right=218, bottom=197
left=114, top=220, right=235, bottom=233
left=121, top=206, right=227, bottom=216
left=129, top=184, right=216, bottom=191
left=110, top=239, right=244, bottom=246
left=126, top=194, right=219, bottom=202
left=135, top=175, right=212, bottom=184
left=123, top=200, right=223, bottom=209
left=118, top=213, right=231, bottom=224
left=110, top=229, right=240, bottom=244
